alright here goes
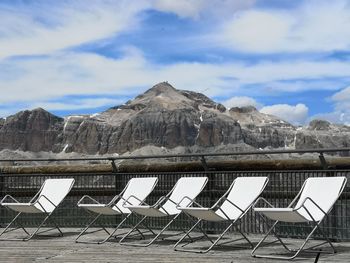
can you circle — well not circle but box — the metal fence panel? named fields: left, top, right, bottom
left=0, top=170, right=349, bottom=240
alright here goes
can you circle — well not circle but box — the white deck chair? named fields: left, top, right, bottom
left=252, top=176, right=347, bottom=260
left=119, top=177, right=208, bottom=247
left=76, top=177, right=158, bottom=244
left=0, top=178, right=75, bottom=241
left=174, top=177, right=269, bottom=253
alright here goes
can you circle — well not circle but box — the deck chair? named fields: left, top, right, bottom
left=0, top=178, right=75, bottom=241
left=252, top=176, right=347, bottom=260
left=174, top=177, right=269, bottom=253
left=119, top=177, right=208, bottom=247
left=76, top=177, right=158, bottom=244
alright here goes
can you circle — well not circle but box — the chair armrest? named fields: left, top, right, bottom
left=211, top=196, right=226, bottom=210
left=36, top=194, right=57, bottom=213
left=296, top=197, right=327, bottom=218
left=213, top=198, right=245, bottom=220
left=176, top=196, right=203, bottom=209
left=122, top=195, right=149, bottom=207
left=77, top=195, right=100, bottom=206
left=220, top=197, right=245, bottom=213
left=252, top=197, right=275, bottom=209
left=153, top=196, right=167, bottom=208
left=0, top=194, right=20, bottom=204
left=109, top=194, right=128, bottom=206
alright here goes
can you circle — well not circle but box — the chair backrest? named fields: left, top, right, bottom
left=295, top=177, right=347, bottom=221
left=216, top=177, right=268, bottom=220
left=116, top=177, right=158, bottom=213
left=34, top=178, right=75, bottom=213
left=160, top=177, right=208, bottom=215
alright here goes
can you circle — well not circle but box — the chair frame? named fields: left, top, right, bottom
left=251, top=177, right=347, bottom=260
left=75, top=178, right=158, bottom=244
left=174, top=177, right=269, bottom=253
left=0, top=179, right=75, bottom=241
left=119, top=177, right=208, bottom=247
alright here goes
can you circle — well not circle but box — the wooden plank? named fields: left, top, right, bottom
left=0, top=228, right=349, bottom=262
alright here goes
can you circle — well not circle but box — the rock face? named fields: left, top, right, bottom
left=229, top=106, right=296, bottom=149
left=0, top=82, right=349, bottom=157
left=295, top=121, right=350, bottom=152
left=0, top=108, right=64, bottom=152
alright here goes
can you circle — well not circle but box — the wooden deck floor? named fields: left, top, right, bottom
left=0, top=228, right=349, bottom=262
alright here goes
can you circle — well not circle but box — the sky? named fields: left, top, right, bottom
left=1, top=0, right=350, bottom=125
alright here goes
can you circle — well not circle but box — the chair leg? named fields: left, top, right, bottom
left=0, top=213, right=58, bottom=241
left=76, top=213, right=103, bottom=243
left=47, top=217, right=63, bottom=237
left=76, top=213, right=134, bottom=244
left=0, top=212, right=30, bottom=239
left=119, top=215, right=148, bottom=245
left=174, top=219, right=203, bottom=249
left=175, top=219, right=253, bottom=253
left=252, top=220, right=335, bottom=260
left=0, top=212, right=60, bottom=241
left=120, top=214, right=181, bottom=247
left=22, top=213, right=52, bottom=241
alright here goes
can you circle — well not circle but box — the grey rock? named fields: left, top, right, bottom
left=0, top=83, right=349, bottom=158
left=196, top=111, right=242, bottom=146
left=308, top=119, right=331, bottom=131
left=0, top=108, right=64, bottom=152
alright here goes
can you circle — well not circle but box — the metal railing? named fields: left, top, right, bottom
left=0, top=148, right=349, bottom=240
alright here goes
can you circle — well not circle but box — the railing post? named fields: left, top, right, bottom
left=0, top=171, right=3, bottom=227
left=318, top=153, right=328, bottom=170
left=200, top=156, right=209, bottom=171
left=110, top=160, right=118, bottom=173
left=110, top=159, right=121, bottom=228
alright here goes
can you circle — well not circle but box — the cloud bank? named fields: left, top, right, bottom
left=0, top=0, right=349, bottom=126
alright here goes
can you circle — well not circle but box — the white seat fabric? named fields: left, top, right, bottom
left=126, top=177, right=208, bottom=217
left=0, top=178, right=75, bottom=241
left=252, top=176, right=347, bottom=260
left=174, top=177, right=269, bottom=253
left=75, top=177, right=158, bottom=244
left=255, top=177, right=347, bottom=223
left=181, top=177, right=269, bottom=221
left=119, top=177, right=208, bottom=247
left=78, top=177, right=158, bottom=215
left=2, top=178, right=75, bottom=213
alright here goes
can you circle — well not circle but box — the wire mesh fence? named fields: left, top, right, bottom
left=0, top=169, right=349, bottom=240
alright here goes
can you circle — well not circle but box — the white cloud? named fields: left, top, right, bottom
left=217, top=0, right=350, bottom=53
left=222, top=10, right=293, bottom=53
left=1, top=49, right=350, bottom=112
left=223, top=96, right=261, bottom=109
left=0, top=1, right=149, bottom=59
left=310, top=111, right=350, bottom=126
left=316, top=86, right=350, bottom=125
left=307, top=86, right=350, bottom=125
left=332, top=86, right=350, bottom=106
left=153, top=0, right=204, bottom=19
left=260, top=103, right=309, bottom=125
left=31, top=98, right=124, bottom=111
left=152, top=0, right=255, bottom=19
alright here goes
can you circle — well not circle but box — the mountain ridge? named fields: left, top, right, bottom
left=0, top=82, right=349, bottom=158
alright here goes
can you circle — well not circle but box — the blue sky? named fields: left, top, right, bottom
left=1, top=0, right=350, bottom=125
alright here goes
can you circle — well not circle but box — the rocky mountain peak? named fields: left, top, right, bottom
left=228, top=105, right=291, bottom=127
left=0, top=108, right=64, bottom=152
left=308, top=119, right=331, bottom=131
left=143, top=81, right=176, bottom=95
left=0, top=82, right=349, bottom=158
left=5, top=108, right=63, bottom=129
left=229, top=106, right=258, bottom=114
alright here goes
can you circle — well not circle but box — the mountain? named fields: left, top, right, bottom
left=0, top=108, right=64, bottom=152
left=0, top=82, right=349, bottom=158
